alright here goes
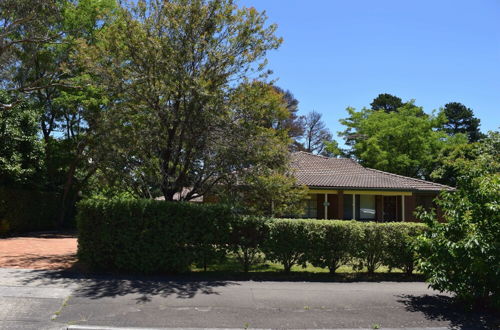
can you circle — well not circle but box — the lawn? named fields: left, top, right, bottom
left=190, top=253, right=423, bottom=282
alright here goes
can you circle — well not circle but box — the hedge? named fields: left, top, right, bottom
left=77, top=197, right=235, bottom=273
left=77, top=197, right=428, bottom=274
left=0, top=187, right=60, bottom=235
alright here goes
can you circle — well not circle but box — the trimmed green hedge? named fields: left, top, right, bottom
left=77, top=197, right=235, bottom=273
left=77, top=197, right=428, bottom=274
left=0, top=187, right=60, bottom=235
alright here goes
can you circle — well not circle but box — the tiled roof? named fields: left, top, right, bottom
left=291, top=151, right=453, bottom=192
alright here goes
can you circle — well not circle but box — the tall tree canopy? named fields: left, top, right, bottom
left=370, top=93, right=404, bottom=113
left=272, top=86, right=304, bottom=151
left=440, top=102, right=484, bottom=142
left=339, top=103, right=467, bottom=179
left=79, top=0, right=287, bottom=201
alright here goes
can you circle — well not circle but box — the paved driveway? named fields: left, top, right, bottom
left=0, top=268, right=498, bottom=329
left=0, top=232, right=77, bottom=270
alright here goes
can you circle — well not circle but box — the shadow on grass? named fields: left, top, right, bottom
left=397, top=294, right=500, bottom=329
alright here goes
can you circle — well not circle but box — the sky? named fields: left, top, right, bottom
left=238, top=0, right=500, bottom=139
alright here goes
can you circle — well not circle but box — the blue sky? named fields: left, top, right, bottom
left=238, top=0, right=500, bottom=139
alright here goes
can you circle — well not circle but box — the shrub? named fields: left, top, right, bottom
left=262, top=219, right=311, bottom=273
left=0, top=187, right=60, bottom=235
left=228, top=216, right=269, bottom=272
left=307, top=220, right=363, bottom=273
left=353, top=222, right=387, bottom=274
left=383, top=223, right=427, bottom=275
left=77, top=196, right=234, bottom=273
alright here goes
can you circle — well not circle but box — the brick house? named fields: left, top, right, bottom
left=291, top=152, right=452, bottom=221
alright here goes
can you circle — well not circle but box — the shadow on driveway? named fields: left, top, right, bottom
left=398, top=294, right=500, bottom=329
left=18, top=269, right=239, bottom=303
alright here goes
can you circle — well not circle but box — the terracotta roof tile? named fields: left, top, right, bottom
left=291, top=151, right=452, bottom=192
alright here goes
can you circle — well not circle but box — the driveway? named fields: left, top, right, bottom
left=0, top=232, right=77, bottom=270
left=0, top=268, right=498, bottom=329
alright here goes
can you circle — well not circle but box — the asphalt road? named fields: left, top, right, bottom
left=0, top=268, right=497, bottom=330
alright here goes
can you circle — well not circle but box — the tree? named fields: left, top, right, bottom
left=370, top=93, right=404, bottom=113
left=339, top=103, right=467, bottom=179
left=441, top=102, right=485, bottom=142
left=301, top=110, right=333, bottom=154
left=0, top=91, right=43, bottom=187
left=0, top=0, right=117, bottom=225
left=79, top=0, right=284, bottom=201
left=272, top=86, right=304, bottom=151
left=416, top=131, right=500, bottom=308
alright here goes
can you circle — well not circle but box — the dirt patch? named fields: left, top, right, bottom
left=0, top=233, right=77, bottom=270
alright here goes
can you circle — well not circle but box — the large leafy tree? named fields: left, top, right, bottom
left=1, top=0, right=116, bottom=225
left=416, top=131, right=500, bottom=308
left=440, top=102, right=485, bottom=142
left=339, top=103, right=467, bottom=179
left=79, top=0, right=286, bottom=201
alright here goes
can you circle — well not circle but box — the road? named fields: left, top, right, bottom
left=0, top=268, right=497, bottom=329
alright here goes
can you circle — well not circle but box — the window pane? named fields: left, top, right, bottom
left=360, top=195, right=376, bottom=219
left=343, top=194, right=353, bottom=220
left=303, top=194, right=317, bottom=218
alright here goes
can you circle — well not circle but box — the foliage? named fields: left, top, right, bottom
left=370, top=93, right=404, bottom=113
left=416, top=131, right=500, bottom=308
left=78, top=198, right=429, bottom=275
left=339, top=103, right=467, bottom=179
left=0, top=91, right=44, bottom=187
left=78, top=0, right=284, bottom=201
left=262, top=219, right=311, bottom=273
left=0, top=0, right=62, bottom=85
left=77, top=196, right=235, bottom=273
left=353, top=222, right=387, bottom=274
left=223, top=167, right=308, bottom=217
left=307, top=220, right=363, bottom=273
left=440, top=102, right=484, bottom=142
left=383, top=222, right=428, bottom=275
left=0, top=187, right=60, bottom=235
left=228, top=216, right=269, bottom=272
left=271, top=86, right=305, bottom=151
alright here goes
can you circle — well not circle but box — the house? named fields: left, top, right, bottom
left=291, top=152, right=452, bottom=221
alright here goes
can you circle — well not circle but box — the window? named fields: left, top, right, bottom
left=359, top=195, right=376, bottom=220
left=303, top=194, right=317, bottom=218
left=343, top=194, right=353, bottom=219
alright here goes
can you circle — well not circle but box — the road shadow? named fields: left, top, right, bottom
left=397, top=294, right=500, bottom=329
left=18, top=269, right=239, bottom=302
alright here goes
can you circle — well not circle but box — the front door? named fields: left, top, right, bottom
left=383, top=196, right=398, bottom=221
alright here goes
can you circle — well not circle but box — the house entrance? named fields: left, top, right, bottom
left=383, top=196, right=398, bottom=221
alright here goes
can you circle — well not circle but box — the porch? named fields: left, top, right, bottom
left=303, top=190, right=423, bottom=222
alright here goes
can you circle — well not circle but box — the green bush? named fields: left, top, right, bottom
left=77, top=197, right=430, bottom=276
left=228, top=216, right=269, bottom=272
left=352, top=222, right=386, bottom=274
left=262, top=219, right=310, bottom=273
left=77, top=196, right=234, bottom=274
left=307, top=220, right=363, bottom=273
left=0, top=187, right=60, bottom=235
left=383, top=223, right=428, bottom=275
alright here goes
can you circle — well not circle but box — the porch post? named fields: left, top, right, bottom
left=401, top=195, right=405, bottom=221
left=324, top=193, right=328, bottom=219
left=352, top=194, right=356, bottom=220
